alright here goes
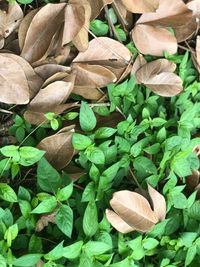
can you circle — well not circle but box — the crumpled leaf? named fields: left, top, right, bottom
left=21, top=3, right=66, bottom=63
left=0, top=55, right=29, bottom=104
left=109, top=190, right=158, bottom=232
left=120, top=0, right=159, bottom=14
left=37, top=126, right=75, bottom=170
left=0, top=1, right=23, bottom=49
left=147, top=184, right=166, bottom=221
left=135, top=59, right=183, bottom=97
left=106, top=209, right=135, bottom=234
left=186, top=169, right=200, bottom=192
left=34, top=64, right=71, bottom=80
left=131, top=54, right=147, bottom=80
left=132, top=24, right=177, bottom=56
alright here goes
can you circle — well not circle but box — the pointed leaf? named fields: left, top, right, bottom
left=120, top=0, right=159, bottom=13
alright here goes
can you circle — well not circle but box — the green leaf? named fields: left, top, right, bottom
left=80, top=101, right=96, bottom=132
left=19, top=200, right=32, bottom=218
left=56, top=205, right=73, bottom=238
left=44, top=112, right=55, bottom=120
left=37, top=157, right=61, bottom=193
left=115, top=136, right=131, bottom=153
left=80, top=252, right=93, bottom=267
left=89, top=164, right=100, bottom=183
left=130, top=137, right=150, bottom=157
left=108, top=8, right=117, bottom=24
left=188, top=200, right=200, bottom=220
left=65, top=112, right=79, bottom=120
left=90, top=19, right=109, bottom=36
left=11, top=163, right=20, bottom=179
left=57, top=181, right=73, bottom=201
left=181, top=232, right=198, bottom=248
left=143, top=238, right=159, bottom=250
left=19, top=147, right=45, bottom=166
left=28, top=234, right=43, bottom=253
left=94, top=127, right=117, bottom=139
left=0, top=183, right=18, bottom=202
left=4, top=224, right=18, bottom=246
left=157, top=127, right=166, bottom=143
left=44, top=241, right=64, bottom=261
left=83, top=201, right=98, bottom=237
left=18, top=186, right=31, bottom=202
left=81, top=181, right=95, bottom=202
left=72, top=133, right=92, bottom=150
left=16, top=127, right=25, bottom=142
left=109, top=258, right=133, bottom=267
left=31, top=196, right=57, bottom=214
left=84, top=241, right=111, bottom=256
left=152, top=118, right=166, bottom=127
left=172, top=158, right=192, bottom=177
left=63, top=241, right=83, bottom=259
left=85, top=146, right=105, bottom=164
left=187, top=191, right=197, bottom=208
left=133, top=156, right=157, bottom=177
left=0, top=145, right=19, bottom=157
left=12, top=254, right=43, bottom=266
left=185, top=245, right=196, bottom=266
left=50, top=118, right=59, bottom=130
left=143, top=143, right=160, bottom=155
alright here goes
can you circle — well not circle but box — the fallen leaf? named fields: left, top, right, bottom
left=137, top=0, right=192, bottom=27
left=196, top=36, right=200, bottom=66
left=72, top=86, right=104, bottom=100
left=41, top=72, right=70, bottom=88
left=187, top=0, right=200, bottom=17
left=21, top=3, right=66, bottom=63
left=147, top=184, right=166, bottom=221
left=110, top=190, right=158, bottom=232
left=0, top=1, right=23, bottom=48
left=62, top=4, right=85, bottom=46
left=173, top=18, right=197, bottom=42
left=63, top=165, right=85, bottom=181
left=34, top=64, right=71, bottom=80
left=132, top=24, right=177, bottom=56
left=120, top=0, right=159, bottom=13
left=106, top=209, right=135, bottom=234
left=131, top=54, right=147, bottom=81
left=0, top=55, right=29, bottom=104
left=186, top=169, right=200, bottom=192
left=37, top=126, right=75, bottom=170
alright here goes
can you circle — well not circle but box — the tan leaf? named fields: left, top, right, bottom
left=0, top=1, right=23, bottom=47
left=21, top=3, right=66, bottom=63
left=72, top=63, right=117, bottom=88
left=41, top=72, right=70, bottom=88
left=34, top=64, right=71, bottom=80
left=73, top=37, right=131, bottom=63
left=187, top=0, right=200, bottom=17
left=1, top=53, right=43, bottom=99
left=87, top=0, right=113, bottom=21
left=37, top=127, right=75, bottom=170
left=62, top=4, right=85, bottom=46
left=186, top=169, right=200, bottom=192
left=173, top=17, right=197, bottom=43
left=36, top=208, right=57, bottom=231
left=132, top=24, right=177, bottom=56
left=137, top=0, right=192, bottom=27
left=63, top=165, right=85, bottom=181
left=72, top=85, right=104, bottom=100
left=110, top=190, right=158, bottom=232
left=120, top=0, right=159, bottom=13
left=18, top=9, right=39, bottom=51
left=131, top=54, right=147, bottom=82
left=147, top=184, right=166, bottom=221
left=106, top=209, right=135, bottom=234
left=0, top=55, right=29, bottom=104
left=196, top=35, right=200, bottom=66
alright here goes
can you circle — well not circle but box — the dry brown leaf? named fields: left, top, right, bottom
left=147, top=184, right=166, bottom=221
left=41, top=72, right=70, bottom=88
left=173, top=17, right=197, bottom=42
left=110, top=190, right=158, bottom=232
left=63, top=165, right=85, bottom=181
left=73, top=85, right=104, bottom=100
left=137, top=0, right=192, bottom=27
left=73, top=37, right=131, bottom=63
left=106, top=209, right=135, bottom=234
left=113, top=0, right=133, bottom=30
left=186, top=169, right=200, bottom=192
left=132, top=24, right=177, bottom=56
left=21, top=3, right=66, bottom=63
left=0, top=1, right=23, bottom=48
left=187, top=0, right=200, bottom=17
left=62, top=4, right=85, bottom=46
left=34, top=64, right=71, bottom=80
left=196, top=36, right=200, bottom=66
left=131, top=54, right=147, bottom=81
left=72, top=63, right=117, bottom=88
left=0, top=55, right=29, bottom=104
left=18, top=9, right=39, bottom=51
left=36, top=208, right=57, bottom=231
left=1, top=53, right=43, bottom=98
left=37, top=127, right=75, bottom=170
left=120, top=0, right=159, bottom=13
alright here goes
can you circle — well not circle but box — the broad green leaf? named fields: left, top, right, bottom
left=90, top=19, right=109, bottom=36
left=81, top=181, right=95, bottom=202
left=143, top=143, right=160, bottom=155
left=83, top=201, right=98, bottom=237
left=56, top=205, right=73, bottom=238
left=44, top=241, right=64, bottom=261
left=12, top=254, right=43, bottom=266
left=63, top=241, right=83, bottom=259
left=152, top=118, right=166, bottom=127
left=185, top=245, right=196, bottom=266
left=72, top=133, right=92, bottom=150
left=187, top=191, right=197, bottom=209
left=143, top=238, right=159, bottom=250
left=4, top=224, right=18, bottom=247
left=28, top=234, right=43, bottom=253
left=130, top=137, right=150, bottom=157
left=181, top=232, right=198, bottom=248
left=79, top=252, right=93, bottom=267
left=85, top=147, right=105, bottom=164
left=19, top=200, right=32, bottom=218
left=18, top=186, right=31, bottom=202
left=0, top=145, right=19, bottom=157
left=188, top=200, right=200, bottom=220
left=57, top=181, right=73, bottom=201
left=89, top=164, right=100, bottom=183
left=0, top=183, right=18, bottom=202
left=37, top=157, right=61, bottom=193
left=109, top=257, right=133, bottom=266
left=94, top=127, right=117, bottom=139
left=31, top=196, right=57, bottom=214
left=80, top=101, right=96, bottom=132
left=84, top=241, right=111, bottom=256
left=115, top=136, right=131, bottom=153
left=156, top=127, right=166, bottom=143
left=19, top=147, right=45, bottom=166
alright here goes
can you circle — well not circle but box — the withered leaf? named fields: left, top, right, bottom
left=186, top=169, right=200, bottom=192
left=137, top=0, right=192, bottom=27
left=132, top=24, right=177, bottom=56
left=72, top=85, right=104, bottom=100
left=63, top=165, right=85, bottom=182
left=41, top=72, right=70, bottom=88
left=110, top=190, right=158, bottom=232
left=196, top=36, right=200, bottom=67
left=87, top=0, right=113, bottom=21
left=0, top=1, right=23, bottom=49
left=120, top=0, right=159, bottom=14
left=131, top=54, right=147, bottom=82
left=106, top=209, right=135, bottom=234
left=147, top=184, right=166, bottom=221
left=0, top=55, right=29, bottom=104
left=34, top=64, right=71, bottom=80
left=37, top=126, right=75, bottom=170
left=21, top=3, right=66, bottom=63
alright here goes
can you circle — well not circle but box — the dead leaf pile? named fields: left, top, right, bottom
left=106, top=184, right=166, bottom=233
